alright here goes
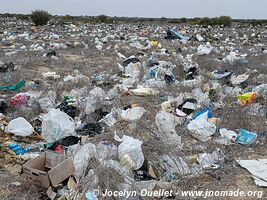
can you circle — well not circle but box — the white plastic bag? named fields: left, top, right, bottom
left=121, top=107, right=147, bottom=122
left=6, top=117, right=34, bottom=136
left=82, top=97, right=98, bottom=115
left=38, top=90, right=56, bottom=113
left=73, top=143, right=96, bottom=178
left=130, top=88, right=159, bottom=96
left=155, top=111, right=183, bottom=147
left=116, top=134, right=144, bottom=170
left=42, top=109, right=76, bottom=143
left=196, top=42, right=213, bottom=55
left=155, top=111, right=183, bottom=135
left=89, top=87, right=106, bottom=100
left=187, top=111, right=216, bottom=142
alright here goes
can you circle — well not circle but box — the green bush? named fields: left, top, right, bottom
left=31, top=10, right=51, bottom=26
left=179, top=17, right=187, bottom=23
left=195, top=16, right=232, bottom=27
left=250, top=19, right=267, bottom=26
left=96, top=15, right=108, bottom=23
left=17, top=14, right=30, bottom=21
left=63, top=15, right=74, bottom=22
left=1, top=13, right=14, bottom=18
left=215, top=16, right=232, bottom=26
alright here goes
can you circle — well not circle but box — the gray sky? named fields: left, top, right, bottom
left=1, top=0, right=266, bottom=19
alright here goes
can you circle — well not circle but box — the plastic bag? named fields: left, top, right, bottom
left=198, top=148, right=224, bottom=169
left=237, top=92, right=256, bottom=106
left=10, top=93, right=28, bottom=107
left=196, top=42, right=213, bottom=55
left=121, top=107, right=147, bottom=122
left=236, top=129, right=258, bottom=145
left=187, top=111, right=216, bottom=142
left=0, top=80, right=25, bottom=91
left=6, top=117, right=34, bottom=136
left=38, top=90, right=56, bottom=113
left=96, top=140, right=118, bottom=160
left=89, top=87, right=106, bottom=100
left=42, top=109, right=76, bottom=143
left=216, top=128, right=237, bottom=145
left=116, top=134, right=144, bottom=170
left=130, top=88, right=159, bottom=96
left=73, top=143, right=96, bottom=178
left=155, top=111, right=183, bottom=135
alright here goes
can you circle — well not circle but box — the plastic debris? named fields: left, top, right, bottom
left=236, top=129, right=258, bottom=145
left=165, top=29, right=189, bottom=41
left=237, top=159, right=267, bottom=187
left=11, top=93, right=28, bottom=107
left=6, top=117, right=34, bottom=136
left=42, top=109, right=76, bottom=143
left=196, top=42, right=213, bottom=55
left=116, top=134, right=144, bottom=170
left=121, top=107, right=147, bottom=122
left=0, top=80, right=25, bottom=91
left=187, top=111, right=216, bottom=142
left=237, top=92, right=257, bottom=106
left=198, top=148, right=224, bottom=169
left=8, top=143, right=32, bottom=155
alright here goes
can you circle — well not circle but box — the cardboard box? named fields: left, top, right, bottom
left=23, top=151, right=74, bottom=188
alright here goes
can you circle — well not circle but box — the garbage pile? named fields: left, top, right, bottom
left=0, top=16, right=266, bottom=199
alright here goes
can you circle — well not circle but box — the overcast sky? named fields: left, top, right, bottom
left=0, top=0, right=266, bottom=19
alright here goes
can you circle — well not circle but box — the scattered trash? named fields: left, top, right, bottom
left=0, top=100, right=8, bottom=113
left=0, top=80, right=25, bottom=91
left=210, top=70, right=232, bottom=80
left=196, top=42, right=213, bottom=55
left=11, top=93, right=28, bottom=107
left=46, top=50, right=56, bottom=58
left=230, top=73, right=249, bottom=85
left=38, top=90, right=57, bottom=113
left=216, top=128, right=237, bottom=145
left=6, top=117, right=34, bottom=136
left=237, top=159, right=267, bottom=187
left=8, top=143, right=32, bottom=155
left=116, top=134, right=144, bottom=170
left=56, top=97, right=80, bottom=118
left=0, top=62, right=15, bottom=73
left=198, top=148, right=224, bottom=169
left=223, top=52, right=248, bottom=65
left=236, top=129, right=258, bottom=145
left=42, top=109, right=76, bottom=143
left=237, top=92, right=257, bottom=106
left=121, top=107, right=147, bottom=122
left=187, top=111, right=216, bottom=142
left=155, top=111, right=183, bottom=146
left=165, top=29, right=189, bottom=41
left=130, top=88, right=159, bottom=96
left=76, top=122, right=102, bottom=137
left=42, top=72, right=60, bottom=80
left=23, top=151, right=75, bottom=188
left=0, top=16, right=266, bottom=199
left=11, top=182, right=22, bottom=186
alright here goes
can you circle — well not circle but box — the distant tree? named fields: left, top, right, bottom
left=216, top=16, right=232, bottom=27
left=179, top=17, right=187, bottom=23
left=31, top=10, right=51, bottom=26
left=17, top=14, right=30, bottom=21
left=97, top=15, right=108, bottom=23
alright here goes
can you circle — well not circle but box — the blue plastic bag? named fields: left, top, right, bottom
left=236, top=129, right=258, bottom=145
left=192, top=108, right=213, bottom=120
left=8, top=144, right=32, bottom=155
